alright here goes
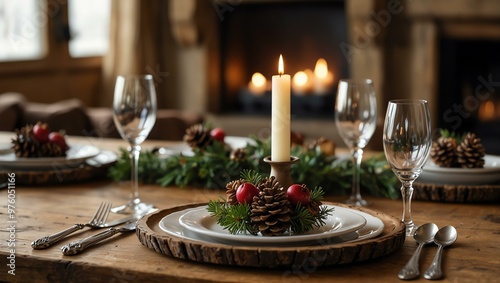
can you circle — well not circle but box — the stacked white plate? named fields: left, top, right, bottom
left=159, top=204, right=385, bottom=247
left=0, top=144, right=116, bottom=170
left=418, top=154, right=500, bottom=185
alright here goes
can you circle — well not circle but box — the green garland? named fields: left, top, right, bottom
left=108, top=136, right=400, bottom=199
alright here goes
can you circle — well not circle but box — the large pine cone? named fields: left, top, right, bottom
left=430, top=137, right=457, bottom=167
left=226, top=179, right=244, bottom=205
left=250, top=177, right=292, bottom=236
left=11, top=125, right=65, bottom=158
left=456, top=133, right=485, bottom=168
left=183, top=124, right=213, bottom=150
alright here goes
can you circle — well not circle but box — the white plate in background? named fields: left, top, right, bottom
left=157, top=136, right=254, bottom=157
left=0, top=144, right=100, bottom=170
left=418, top=154, right=500, bottom=185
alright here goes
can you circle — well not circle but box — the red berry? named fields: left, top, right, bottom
left=210, top=128, right=225, bottom=142
left=33, top=122, right=50, bottom=143
left=49, top=132, right=68, bottom=151
left=286, top=184, right=311, bottom=206
left=236, top=183, right=260, bottom=205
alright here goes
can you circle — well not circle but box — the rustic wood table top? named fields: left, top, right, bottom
left=0, top=133, right=499, bottom=282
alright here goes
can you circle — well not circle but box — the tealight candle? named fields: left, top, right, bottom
left=248, top=72, right=267, bottom=95
left=292, top=70, right=311, bottom=95
left=313, top=58, right=334, bottom=95
left=271, top=55, right=291, bottom=162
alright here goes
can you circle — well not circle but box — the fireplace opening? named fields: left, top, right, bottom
left=219, top=1, right=349, bottom=118
left=438, top=37, right=500, bottom=154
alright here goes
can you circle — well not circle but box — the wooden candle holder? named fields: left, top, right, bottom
left=263, top=156, right=299, bottom=188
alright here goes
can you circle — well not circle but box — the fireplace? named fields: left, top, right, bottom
left=438, top=38, right=500, bottom=153
left=218, top=0, right=349, bottom=118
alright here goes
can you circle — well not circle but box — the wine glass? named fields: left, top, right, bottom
left=112, top=74, right=157, bottom=214
left=383, top=99, right=432, bottom=236
left=335, top=79, right=377, bottom=206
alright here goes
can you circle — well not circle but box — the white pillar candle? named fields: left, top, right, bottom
left=271, top=54, right=291, bottom=162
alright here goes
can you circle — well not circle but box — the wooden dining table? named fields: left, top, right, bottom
left=0, top=132, right=498, bottom=282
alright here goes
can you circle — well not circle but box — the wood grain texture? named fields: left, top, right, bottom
left=0, top=134, right=499, bottom=282
left=136, top=203, right=405, bottom=268
left=2, top=181, right=500, bottom=283
left=414, top=182, right=500, bottom=203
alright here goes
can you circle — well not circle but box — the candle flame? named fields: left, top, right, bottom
left=278, top=54, right=284, bottom=75
left=314, top=58, right=328, bottom=79
left=251, top=72, right=266, bottom=88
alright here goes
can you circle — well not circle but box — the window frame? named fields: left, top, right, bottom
left=0, top=0, right=104, bottom=75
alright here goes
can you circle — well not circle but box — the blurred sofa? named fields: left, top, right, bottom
left=0, top=92, right=203, bottom=140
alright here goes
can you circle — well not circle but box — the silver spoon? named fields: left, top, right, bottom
left=423, top=225, right=458, bottom=280
left=398, top=223, right=439, bottom=280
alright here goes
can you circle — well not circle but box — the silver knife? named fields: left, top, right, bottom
left=61, top=220, right=138, bottom=255
left=31, top=214, right=141, bottom=249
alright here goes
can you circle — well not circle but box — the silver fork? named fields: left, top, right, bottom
left=31, top=201, right=112, bottom=249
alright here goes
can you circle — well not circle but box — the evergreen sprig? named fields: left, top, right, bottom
left=240, top=169, right=262, bottom=185
left=207, top=199, right=256, bottom=235
left=290, top=202, right=334, bottom=234
left=290, top=203, right=317, bottom=234
left=108, top=136, right=400, bottom=199
left=310, top=186, right=325, bottom=202
left=206, top=186, right=334, bottom=236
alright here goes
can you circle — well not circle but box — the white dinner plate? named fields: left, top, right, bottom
left=418, top=154, right=500, bottom=185
left=177, top=205, right=366, bottom=245
left=0, top=144, right=100, bottom=170
left=157, top=136, right=254, bottom=158
left=159, top=206, right=383, bottom=246
left=85, top=150, right=118, bottom=167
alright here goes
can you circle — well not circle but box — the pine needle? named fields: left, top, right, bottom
left=240, top=169, right=262, bottom=185
left=207, top=200, right=256, bottom=235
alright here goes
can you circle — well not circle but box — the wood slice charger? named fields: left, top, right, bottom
left=136, top=202, right=405, bottom=268
left=413, top=182, right=500, bottom=203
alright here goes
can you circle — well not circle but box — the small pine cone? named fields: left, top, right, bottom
left=430, top=137, right=457, bottom=167
left=230, top=148, right=246, bottom=162
left=183, top=124, right=213, bottom=150
left=308, top=137, right=336, bottom=156
left=307, top=199, right=322, bottom=216
left=226, top=179, right=244, bottom=205
left=11, top=125, right=65, bottom=158
left=456, top=133, right=485, bottom=168
left=12, top=125, right=38, bottom=157
left=290, top=131, right=305, bottom=147
left=250, top=176, right=292, bottom=236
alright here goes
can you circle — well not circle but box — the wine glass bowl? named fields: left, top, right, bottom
left=383, top=99, right=432, bottom=236
left=112, top=74, right=157, bottom=214
left=335, top=79, right=377, bottom=206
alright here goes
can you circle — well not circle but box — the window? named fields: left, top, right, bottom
left=0, top=0, right=111, bottom=62
left=68, top=0, right=111, bottom=58
left=0, top=0, right=45, bottom=61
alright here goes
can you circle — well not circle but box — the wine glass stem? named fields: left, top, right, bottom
left=129, top=144, right=141, bottom=205
left=401, top=180, right=415, bottom=235
left=350, top=147, right=363, bottom=201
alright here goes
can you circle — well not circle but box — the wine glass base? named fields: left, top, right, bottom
left=111, top=202, right=156, bottom=215
left=404, top=221, right=416, bottom=237
left=344, top=197, right=368, bottom=207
